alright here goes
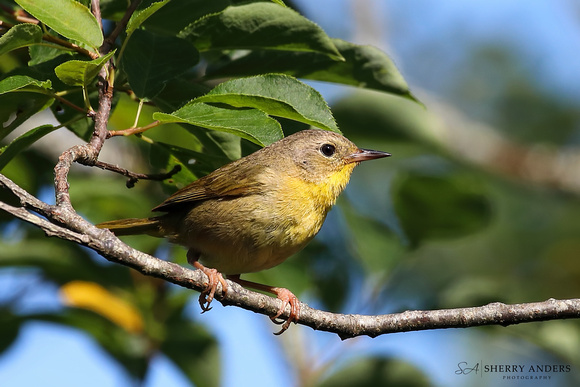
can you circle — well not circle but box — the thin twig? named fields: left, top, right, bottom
left=93, top=161, right=182, bottom=187
left=104, top=0, right=142, bottom=49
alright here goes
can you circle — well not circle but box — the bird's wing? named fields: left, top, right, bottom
left=152, top=158, right=265, bottom=212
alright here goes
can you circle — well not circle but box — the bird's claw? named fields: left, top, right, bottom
left=193, top=263, right=228, bottom=313
left=270, top=287, right=300, bottom=335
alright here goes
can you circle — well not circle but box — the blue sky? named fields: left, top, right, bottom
left=1, top=1, right=580, bottom=386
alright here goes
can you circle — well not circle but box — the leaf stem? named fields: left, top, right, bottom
left=132, top=99, right=144, bottom=128
left=82, top=86, right=95, bottom=114
left=108, top=120, right=162, bottom=137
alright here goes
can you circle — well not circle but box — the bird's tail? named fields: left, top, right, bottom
left=96, top=217, right=163, bottom=237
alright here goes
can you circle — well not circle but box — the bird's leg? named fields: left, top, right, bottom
left=227, top=275, right=300, bottom=335
left=187, top=250, right=228, bottom=312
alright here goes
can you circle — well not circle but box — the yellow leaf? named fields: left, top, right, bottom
left=60, top=281, right=144, bottom=333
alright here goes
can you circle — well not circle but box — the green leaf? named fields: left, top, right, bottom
left=0, top=124, right=57, bottom=170
left=151, top=142, right=226, bottom=182
left=54, top=50, right=115, bottom=86
left=180, top=2, right=343, bottom=61
left=122, top=30, right=199, bottom=99
left=143, top=0, right=231, bottom=36
left=28, top=43, right=71, bottom=66
left=152, top=76, right=210, bottom=112
left=67, top=176, right=159, bottom=239
left=149, top=142, right=201, bottom=190
left=177, top=126, right=242, bottom=163
left=392, top=171, right=492, bottom=247
left=0, top=93, right=54, bottom=141
left=195, top=74, right=339, bottom=132
left=154, top=103, right=283, bottom=146
left=0, top=23, right=43, bottom=56
left=202, top=129, right=242, bottom=161
left=14, top=49, right=80, bottom=90
left=126, top=0, right=171, bottom=36
left=0, top=75, right=51, bottom=94
left=207, top=39, right=416, bottom=100
left=14, top=0, right=103, bottom=50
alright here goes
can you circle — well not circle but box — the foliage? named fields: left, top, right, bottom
left=0, top=0, right=425, bottom=385
left=2, top=0, right=579, bottom=386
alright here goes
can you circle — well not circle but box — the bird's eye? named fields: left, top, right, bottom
left=320, top=143, right=336, bottom=157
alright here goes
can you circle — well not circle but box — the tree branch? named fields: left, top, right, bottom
left=1, top=172, right=580, bottom=338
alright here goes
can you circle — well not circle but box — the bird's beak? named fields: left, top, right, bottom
left=345, top=148, right=391, bottom=164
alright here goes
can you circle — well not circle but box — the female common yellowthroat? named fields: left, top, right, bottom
left=97, top=129, right=390, bottom=333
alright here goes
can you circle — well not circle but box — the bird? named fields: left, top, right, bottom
left=97, top=129, right=390, bottom=333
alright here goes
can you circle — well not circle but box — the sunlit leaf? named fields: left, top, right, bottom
left=154, top=103, right=283, bottom=146
left=195, top=74, right=339, bottom=132
left=54, top=50, right=115, bottom=87
left=14, top=0, right=103, bottom=50
left=126, top=0, right=171, bottom=35
left=180, top=2, right=343, bottom=60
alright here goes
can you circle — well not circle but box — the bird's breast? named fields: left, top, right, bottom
left=176, top=168, right=353, bottom=274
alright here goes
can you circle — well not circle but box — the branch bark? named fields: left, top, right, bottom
left=1, top=172, right=580, bottom=339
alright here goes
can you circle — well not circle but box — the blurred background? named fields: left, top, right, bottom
left=2, top=0, right=580, bottom=386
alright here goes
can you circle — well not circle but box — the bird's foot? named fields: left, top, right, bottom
left=269, top=287, right=300, bottom=335
left=192, top=261, right=228, bottom=312
left=228, top=276, right=300, bottom=335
